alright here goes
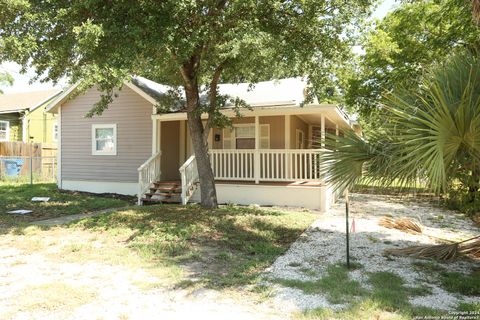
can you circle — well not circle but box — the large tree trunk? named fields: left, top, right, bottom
left=184, top=84, right=218, bottom=208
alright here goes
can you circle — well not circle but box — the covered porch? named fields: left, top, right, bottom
left=138, top=104, right=355, bottom=210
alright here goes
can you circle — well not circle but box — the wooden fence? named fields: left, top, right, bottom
left=0, top=142, right=57, bottom=182
left=0, top=142, right=57, bottom=157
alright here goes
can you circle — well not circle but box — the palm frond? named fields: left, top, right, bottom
left=321, top=50, right=480, bottom=195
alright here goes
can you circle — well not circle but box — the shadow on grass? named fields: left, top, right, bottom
left=69, top=204, right=315, bottom=289
left=0, top=183, right=133, bottom=232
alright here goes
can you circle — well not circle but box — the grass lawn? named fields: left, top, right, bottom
left=0, top=182, right=132, bottom=226
left=0, top=204, right=314, bottom=318
left=70, top=204, right=316, bottom=289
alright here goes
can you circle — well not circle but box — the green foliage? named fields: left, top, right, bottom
left=345, top=0, right=480, bottom=128
left=0, top=70, right=13, bottom=93
left=274, top=263, right=367, bottom=304
left=290, top=269, right=435, bottom=319
left=440, top=271, right=480, bottom=296
left=321, top=50, right=480, bottom=213
left=0, top=0, right=373, bottom=115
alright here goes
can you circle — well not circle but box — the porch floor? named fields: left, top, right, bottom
left=160, top=180, right=324, bottom=187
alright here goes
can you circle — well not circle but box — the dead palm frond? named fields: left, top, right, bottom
left=385, top=235, right=480, bottom=261
left=379, top=217, right=423, bottom=234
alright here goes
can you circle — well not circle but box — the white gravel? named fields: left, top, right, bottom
left=265, top=193, right=479, bottom=313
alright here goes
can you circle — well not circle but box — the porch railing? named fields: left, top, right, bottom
left=208, top=149, right=322, bottom=182
left=179, top=155, right=199, bottom=205
left=137, top=151, right=161, bottom=205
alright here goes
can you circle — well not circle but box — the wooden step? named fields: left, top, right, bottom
left=149, top=186, right=182, bottom=193
left=153, top=181, right=180, bottom=186
left=141, top=197, right=181, bottom=204
left=144, top=192, right=180, bottom=198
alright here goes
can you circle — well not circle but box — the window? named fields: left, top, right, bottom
left=52, top=122, right=59, bottom=142
left=223, top=124, right=270, bottom=149
left=0, top=121, right=9, bottom=141
left=92, top=124, right=117, bottom=155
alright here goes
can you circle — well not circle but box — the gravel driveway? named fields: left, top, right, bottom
left=265, top=193, right=479, bottom=314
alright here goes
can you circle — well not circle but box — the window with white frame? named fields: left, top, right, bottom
left=92, top=124, right=117, bottom=155
left=223, top=124, right=270, bottom=149
left=52, top=122, right=59, bottom=142
left=0, top=121, right=9, bottom=141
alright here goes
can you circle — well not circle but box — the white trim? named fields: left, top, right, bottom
left=0, top=120, right=10, bottom=142
left=124, top=82, right=158, bottom=105
left=152, top=119, right=157, bottom=154
left=91, top=124, right=117, bottom=156
left=157, top=120, right=162, bottom=155
left=179, top=120, right=185, bottom=166
left=45, top=82, right=80, bottom=113
left=153, top=104, right=337, bottom=120
left=57, top=106, right=62, bottom=188
left=61, top=180, right=138, bottom=196
left=321, top=114, right=325, bottom=148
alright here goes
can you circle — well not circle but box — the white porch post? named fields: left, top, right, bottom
left=152, top=119, right=157, bottom=154
left=179, top=120, right=185, bottom=166
left=335, top=124, right=339, bottom=137
left=285, top=115, right=291, bottom=179
left=321, top=115, right=325, bottom=149
left=254, top=115, right=260, bottom=184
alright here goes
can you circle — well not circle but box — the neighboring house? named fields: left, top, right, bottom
left=47, top=77, right=360, bottom=211
left=0, top=90, right=61, bottom=143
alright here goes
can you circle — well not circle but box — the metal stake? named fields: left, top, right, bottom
left=30, top=155, right=33, bottom=185
left=345, top=189, right=350, bottom=268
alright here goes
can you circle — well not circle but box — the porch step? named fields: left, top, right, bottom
left=141, top=180, right=182, bottom=205
left=141, top=197, right=180, bottom=204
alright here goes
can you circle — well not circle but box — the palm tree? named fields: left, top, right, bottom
left=321, top=50, right=480, bottom=209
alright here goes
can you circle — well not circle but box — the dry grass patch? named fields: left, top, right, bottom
left=8, top=282, right=96, bottom=314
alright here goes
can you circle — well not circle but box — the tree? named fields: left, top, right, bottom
left=0, top=71, right=13, bottom=93
left=321, top=50, right=480, bottom=214
left=345, top=0, right=480, bottom=130
left=0, top=0, right=373, bottom=208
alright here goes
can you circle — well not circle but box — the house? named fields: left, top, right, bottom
left=47, top=77, right=360, bottom=211
left=0, top=89, right=61, bottom=143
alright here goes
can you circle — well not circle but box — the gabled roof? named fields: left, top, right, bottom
left=0, top=89, right=62, bottom=114
left=47, top=76, right=309, bottom=113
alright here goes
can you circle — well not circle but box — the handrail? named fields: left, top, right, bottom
left=209, top=148, right=323, bottom=182
left=138, top=151, right=161, bottom=171
left=179, top=155, right=199, bottom=205
left=137, top=151, right=162, bottom=205
left=179, top=154, right=196, bottom=171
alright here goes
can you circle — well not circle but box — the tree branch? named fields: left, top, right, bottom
left=203, top=61, right=226, bottom=143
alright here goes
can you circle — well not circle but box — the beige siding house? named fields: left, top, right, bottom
left=47, top=77, right=360, bottom=211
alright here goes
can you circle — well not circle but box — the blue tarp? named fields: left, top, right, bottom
left=3, top=159, right=24, bottom=177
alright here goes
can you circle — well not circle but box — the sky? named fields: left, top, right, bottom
left=0, top=0, right=397, bottom=94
